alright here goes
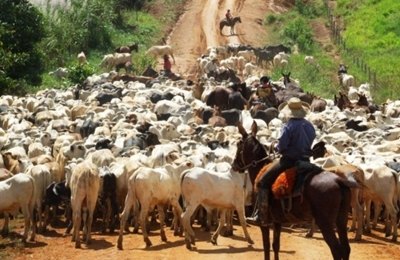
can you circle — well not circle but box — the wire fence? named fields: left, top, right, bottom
left=324, top=1, right=380, bottom=89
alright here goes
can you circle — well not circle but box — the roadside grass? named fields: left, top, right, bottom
left=263, top=0, right=399, bottom=103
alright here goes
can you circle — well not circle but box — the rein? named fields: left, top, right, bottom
left=236, top=155, right=271, bottom=172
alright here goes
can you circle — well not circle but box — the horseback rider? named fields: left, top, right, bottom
left=250, top=75, right=278, bottom=108
left=247, top=97, right=316, bottom=226
left=225, top=9, right=233, bottom=24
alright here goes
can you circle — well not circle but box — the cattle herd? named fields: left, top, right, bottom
left=1, top=43, right=400, bottom=254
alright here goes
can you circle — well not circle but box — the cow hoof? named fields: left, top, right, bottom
left=391, top=236, right=397, bottom=242
left=161, top=234, right=167, bottom=242
left=144, top=238, right=152, bottom=247
left=305, top=232, right=314, bottom=238
left=75, top=242, right=81, bottom=248
left=248, top=238, right=254, bottom=245
left=211, top=238, right=217, bottom=245
left=1, top=229, right=9, bottom=236
left=354, top=235, right=362, bottom=241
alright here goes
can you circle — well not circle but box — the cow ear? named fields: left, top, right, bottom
left=237, top=121, right=247, bottom=137
left=251, top=120, right=258, bottom=136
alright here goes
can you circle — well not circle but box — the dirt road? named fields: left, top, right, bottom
left=2, top=0, right=400, bottom=259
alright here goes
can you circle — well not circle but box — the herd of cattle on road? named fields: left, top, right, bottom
left=1, top=42, right=400, bottom=257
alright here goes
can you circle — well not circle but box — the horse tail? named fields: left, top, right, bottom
left=335, top=173, right=359, bottom=189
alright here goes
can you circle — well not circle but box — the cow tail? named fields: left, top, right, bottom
left=392, top=171, right=399, bottom=212
left=28, top=175, right=37, bottom=226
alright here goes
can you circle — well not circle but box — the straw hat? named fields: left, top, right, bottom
left=278, top=97, right=310, bottom=118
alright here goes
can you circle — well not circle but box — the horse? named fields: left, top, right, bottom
left=219, top=16, right=242, bottom=35
left=232, top=121, right=356, bottom=260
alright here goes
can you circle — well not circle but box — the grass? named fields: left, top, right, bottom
left=259, top=0, right=400, bottom=103
left=334, top=0, right=400, bottom=102
left=37, top=0, right=188, bottom=91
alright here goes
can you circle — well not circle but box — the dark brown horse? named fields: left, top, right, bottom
left=232, top=121, right=356, bottom=260
left=219, top=16, right=242, bottom=35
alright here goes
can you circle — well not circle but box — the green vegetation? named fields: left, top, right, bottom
left=0, top=0, right=46, bottom=96
left=264, top=0, right=400, bottom=103
left=335, top=0, right=400, bottom=102
left=265, top=0, right=339, bottom=99
left=0, top=0, right=186, bottom=94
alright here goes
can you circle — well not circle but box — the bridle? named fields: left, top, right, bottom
left=234, top=135, right=274, bottom=172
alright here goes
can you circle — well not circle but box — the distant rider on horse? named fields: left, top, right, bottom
left=225, top=9, right=233, bottom=24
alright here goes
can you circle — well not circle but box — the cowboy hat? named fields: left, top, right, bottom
left=278, top=97, right=310, bottom=118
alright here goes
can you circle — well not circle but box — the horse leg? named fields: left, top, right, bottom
left=305, top=218, right=316, bottom=238
left=260, top=226, right=270, bottom=260
left=336, top=186, right=351, bottom=260
left=272, top=223, right=281, bottom=260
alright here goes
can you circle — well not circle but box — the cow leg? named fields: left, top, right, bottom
left=157, top=205, right=167, bottom=242
left=20, top=205, right=31, bottom=242
left=353, top=189, right=364, bottom=241
left=222, top=210, right=233, bottom=237
left=140, top=204, right=152, bottom=247
left=72, top=205, right=82, bottom=248
left=211, top=209, right=226, bottom=245
left=236, top=206, right=254, bottom=244
left=372, top=200, right=382, bottom=229
left=1, top=213, right=9, bottom=235
left=182, top=204, right=197, bottom=249
left=82, top=208, right=88, bottom=242
left=85, top=208, right=94, bottom=245
left=170, top=200, right=183, bottom=236
left=364, top=199, right=372, bottom=233
left=117, top=188, right=136, bottom=250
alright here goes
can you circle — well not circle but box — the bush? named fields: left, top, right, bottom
left=265, top=14, right=277, bottom=25
left=0, top=0, right=45, bottom=88
left=282, top=17, right=314, bottom=53
left=68, top=64, right=95, bottom=84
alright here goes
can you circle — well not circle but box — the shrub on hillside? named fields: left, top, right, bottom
left=0, top=0, right=45, bottom=89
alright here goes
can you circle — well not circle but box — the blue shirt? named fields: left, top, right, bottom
left=277, top=118, right=316, bottom=161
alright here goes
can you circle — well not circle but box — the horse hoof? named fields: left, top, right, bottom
left=145, top=238, right=152, bottom=248
left=354, top=235, right=362, bottom=241
left=211, top=239, right=217, bottom=245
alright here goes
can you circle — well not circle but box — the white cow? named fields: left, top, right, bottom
left=66, top=161, right=100, bottom=248
left=26, top=164, right=52, bottom=233
left=180, top=167, right=254, bottom=249
left=117, top=161, right=193, bottom=249
left=362, top=164, right=399, bottom=241
left=0, top=174, right=36, bottom=241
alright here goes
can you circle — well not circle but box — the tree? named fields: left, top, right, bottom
left=0, top=0, right=45, bottom=93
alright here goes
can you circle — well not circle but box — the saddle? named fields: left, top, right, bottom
left=271, top=161, right=323, bottom=199
left=270, top=161, right=322, bottom=215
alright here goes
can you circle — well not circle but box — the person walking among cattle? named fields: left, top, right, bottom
left=163, top=54, right=172, bottom=77
left=246, top=97, right=317, bottom=226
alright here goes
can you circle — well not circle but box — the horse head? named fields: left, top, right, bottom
left=232, top=121, right=272, bottom=185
